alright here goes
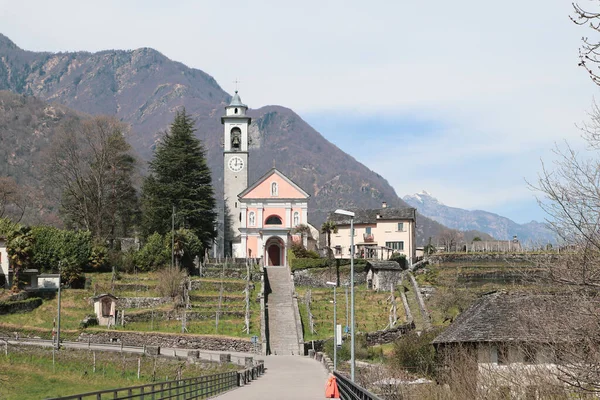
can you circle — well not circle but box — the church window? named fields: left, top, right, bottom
left=231, top=128, right=241, bottom=151
left=234, top=108, right=238, bottom=114
left=265, top=215, right=282, bottom=225
left=271, top=182, right=278, bottom=196
left=249, top=212, right=256, bottom=226
left=293, top=212, right=299, bottom=226
left=235, top=202, right=237, bottom=208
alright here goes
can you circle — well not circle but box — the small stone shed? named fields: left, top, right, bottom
left=365, top=260, right=403, bottom=291
left=93, top=294, right=118, bottom=326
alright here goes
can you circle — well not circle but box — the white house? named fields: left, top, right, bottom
left=327, top=203, right=417, bottom=262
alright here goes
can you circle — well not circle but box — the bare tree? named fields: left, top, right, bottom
left=0, top=177, right=28, bottom=223
left=438, top=229, right=463, bottom=252
left=45, top=116, right=139, bottom=242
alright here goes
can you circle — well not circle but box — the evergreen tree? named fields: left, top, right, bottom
left=141, top=110, right=217, bottom=251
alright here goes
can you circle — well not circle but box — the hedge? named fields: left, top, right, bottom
left=291, top=258, right=329, bottom=271
left=0, top=297, right=43, bottom=315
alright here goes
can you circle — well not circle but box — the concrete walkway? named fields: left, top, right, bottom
left=212, top=355, right=329, bottom=400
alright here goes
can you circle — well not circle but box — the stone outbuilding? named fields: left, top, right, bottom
left=93, top=294, right=118, bottom=327
left=365, top=260, right=403, bottom=291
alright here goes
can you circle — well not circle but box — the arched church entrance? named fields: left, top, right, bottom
left=265, top=237, right=284, bottom=266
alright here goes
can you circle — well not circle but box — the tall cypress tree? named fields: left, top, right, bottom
left=141, top=110, right=217, bottom=251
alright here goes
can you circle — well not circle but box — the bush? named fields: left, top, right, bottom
left=391, top=328, right=443, bottom=378
left=291, top=258, right=329, bottom=271
left=390, top=253, right=407, bottom=269
left=30, top=226, right=92, bottom=274
left=0, top=297, right=43, bottom=315
left=323, top=335, right=383, bottom=362
left=290, top=242, right=319, bottom=259
left=156, top=266, right=187, bottom=300
left=135, top=232, right=168, bottom=271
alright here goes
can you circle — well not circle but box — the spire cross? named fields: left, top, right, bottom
left=233, top=78, right=241, bottom=92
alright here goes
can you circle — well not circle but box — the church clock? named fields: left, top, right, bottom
left=228, top=156, right=244, bottom=172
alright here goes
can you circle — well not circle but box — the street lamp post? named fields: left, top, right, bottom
left=334, top=209, right=355, bottom=381
left=326, top=281, right=337, bottom=370
left=56, top=275, right=61, bottom=350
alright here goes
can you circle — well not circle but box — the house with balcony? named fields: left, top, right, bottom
left=326, top=203, right=417, bottom=263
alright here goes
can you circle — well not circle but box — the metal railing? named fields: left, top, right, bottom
left=47, top=363, right=265, bottom=400
left=334, top=371, right=383, bottom=400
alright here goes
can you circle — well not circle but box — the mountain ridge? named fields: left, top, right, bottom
left=0, top=34, right=485, bottom=245
left=403, top=191, right=556, bottom=244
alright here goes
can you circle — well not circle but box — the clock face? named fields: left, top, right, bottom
left=228, top=156, right=244, bottom=172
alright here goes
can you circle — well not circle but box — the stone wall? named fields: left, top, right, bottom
left=77, top=331, right=253, bottom=352
left=122, top=309, right=244, bottom=324
left=364, top=321, right=415, bottom=346
left=293, top=268, right=366, bottom=288
left=427, top=253, right=558, bottom=264
left=117, top=297, right=171, bottom=309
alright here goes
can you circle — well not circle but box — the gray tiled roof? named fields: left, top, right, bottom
left=327, top=207, right=416, bottom=225
left=432, top=292, right=592, bottom=344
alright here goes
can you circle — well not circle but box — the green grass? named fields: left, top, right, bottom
left=0, top=345, right=238, bottom=400
left=297, top=284, right=406, bottom=341
left=0, top=272, right=261, bottom=338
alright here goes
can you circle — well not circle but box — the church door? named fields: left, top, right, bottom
left=268, top=244, right=281, bottom=266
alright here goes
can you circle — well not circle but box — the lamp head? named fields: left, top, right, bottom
left=334, top=209, right=355, bottom=218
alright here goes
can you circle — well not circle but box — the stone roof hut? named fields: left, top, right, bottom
left=365, top=260, right=403, bottom=291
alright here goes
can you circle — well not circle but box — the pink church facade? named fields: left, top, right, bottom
left=238, top=168, right=309, bottom=266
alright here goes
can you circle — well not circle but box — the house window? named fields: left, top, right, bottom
left=249, top=212, right=255, bottom=227
left=397, top=222, right=404, bottom=232
left=492, top=344, right=509, bottom=365
left=271, top=182, right=278, bottom=196
left=293, top=212, right=299, bottom=226
left=335, top=245, right=342, bottom=255
left=365, top=227, right=372, bottom=234
left=265, top=215, right=282, bottom=225
left=385, top=241, right=404, bottom=251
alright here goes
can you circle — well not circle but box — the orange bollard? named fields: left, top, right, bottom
left=325, top=374, right=340, bottom=398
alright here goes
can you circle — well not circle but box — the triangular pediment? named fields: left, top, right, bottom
left=239, top=168, right=310, bottom=200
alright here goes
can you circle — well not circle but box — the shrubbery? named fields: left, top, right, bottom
left=291, top=258, right=329, bottom=271
left=391, top=328, right=443, bottom=378
left=290, top=242, right=320, bottom=259
left=0, top=297, right=43, bottom=315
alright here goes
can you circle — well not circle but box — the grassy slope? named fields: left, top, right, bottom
left=0, top=272, right=261, bottom=338
left=0, top=345, right=237, bottom=400
left=297, top=284, right=407, bottom=341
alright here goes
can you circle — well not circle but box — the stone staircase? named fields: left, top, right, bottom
left=265, top=266, right=301, bottom=355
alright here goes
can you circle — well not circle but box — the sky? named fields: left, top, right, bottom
left=0, top=0, right=597, bottom=224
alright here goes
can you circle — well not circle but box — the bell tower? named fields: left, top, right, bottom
left=222, top=91, right=251, bottom=256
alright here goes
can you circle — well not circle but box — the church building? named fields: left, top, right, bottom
left=222, top=91, right=310, bottom=265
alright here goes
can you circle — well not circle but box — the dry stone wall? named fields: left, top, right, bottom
left=293, top=268, right=366, bottom=287
left=77, top=331, right=253, bottom=352
left=117, top=297, right=171, bottom=309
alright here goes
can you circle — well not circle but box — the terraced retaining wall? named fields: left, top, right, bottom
left=77, top=331, right=253, bottom=352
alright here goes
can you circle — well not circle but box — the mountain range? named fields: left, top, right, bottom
left=403, top=191, right=556, bottom=245
left=0, top=33, right=493, bottom=245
